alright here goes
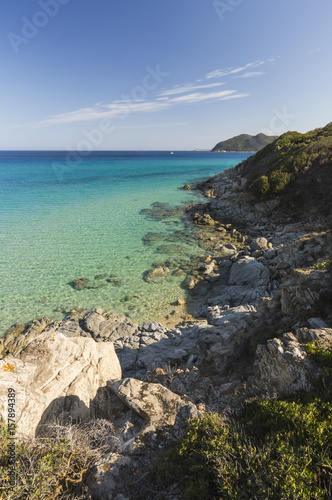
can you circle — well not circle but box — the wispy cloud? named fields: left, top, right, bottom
left=23, top=90, right=248, bottom=128
left=237, top=71, right=266, bottom=78
left=19, top=57, right=277, bottom=128
left=158, top=82, right=225, bottom=97
left=309, top=47, right=322, bottom=55
left=206, top=57, right=276, bottom=79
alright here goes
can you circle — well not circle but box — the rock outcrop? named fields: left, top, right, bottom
left=0, top=331, right=121, bottom=438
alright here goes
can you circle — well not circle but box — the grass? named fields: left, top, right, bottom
left=0, top=419, right=117, bottom=499
left=156, top=339, right=332, bottom=499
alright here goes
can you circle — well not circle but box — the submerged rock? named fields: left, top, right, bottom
left=142, top=232, right=164, bottom=245
left=94, top=273, right=107, bottom=280
left=144, top=266, right=170, bottom=283
left=156, top=244, right=188, bottom=255
left=70, top=277, right=90, bottom=290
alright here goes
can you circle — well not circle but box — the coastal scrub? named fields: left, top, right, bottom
left=157, top=340, right=332, bottom=499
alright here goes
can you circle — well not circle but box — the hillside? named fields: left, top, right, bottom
left=237, top=122, right=332, bottom=219
left=211, top=132, right=277, bottom=152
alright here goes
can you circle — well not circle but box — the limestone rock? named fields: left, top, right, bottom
left=83, top=311, right=138, bottom=341
left=250, top=237, right=268, bottom=251
left=228, top=257, right=270, bottom=287
left=2, top=317, right=52, bottom=357
left=253, top=332, right=322, bottom=396
left=108, top=378, right=198, bottom=423
left=0, top=332, right=121, bottom=438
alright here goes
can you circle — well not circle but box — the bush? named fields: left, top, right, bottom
left=0, top=419, right=117, bottom=499
left=250, top=175, right=270, bottom=197
left=269, top=170, right=293, bottom=194
left=157, top=341, right=332, bottom=499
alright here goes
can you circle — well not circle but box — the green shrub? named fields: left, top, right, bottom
left=313, top=259, right=332, bottom=271
left=269, top=170, right=293, bottom=194
left=250, top=175, right=270, bottom=197
left=157, top=341, right=332, bottom=499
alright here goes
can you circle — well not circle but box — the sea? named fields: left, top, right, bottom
left=0, top=151, right=252, bottom=336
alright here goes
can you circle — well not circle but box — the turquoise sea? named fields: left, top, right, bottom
left=0, top=151, right=251, bottom=336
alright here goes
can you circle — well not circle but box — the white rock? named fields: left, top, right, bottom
left=250, top=237, right=268, bottom=251
left=0, top=332, right=121, bottom=438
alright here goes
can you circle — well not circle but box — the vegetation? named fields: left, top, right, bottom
left=0, top=419, right=116, bottom=499
left=211, top=133, right=277, bottom=152
left=157, top=340, right=332, bottom=499
left=242, top=122, right=332, bottom=217
left=313, top=259, right=332, bottom=271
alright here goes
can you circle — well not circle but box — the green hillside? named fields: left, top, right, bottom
left=239, top=122, right=332, bottom=218
left=211, top=133, right=277, bottom=152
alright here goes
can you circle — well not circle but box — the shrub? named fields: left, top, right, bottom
left=157, top=341, right=332, bottom=499
left=0, top=419, right=117, bottom=499
left=269, top=170, right=293, bottom=194
left=313, top=259, right=332, bottom=271
left=250, top=175, right=270, bottom=197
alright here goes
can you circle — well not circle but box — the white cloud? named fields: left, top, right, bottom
left=170, top=90, right=237, bottom=103
left=205, top=58, right=274, bottom=79
left=158, top=82, right=225, bottom=97
left=237, top=71, right=266, bottom=78
left=23, top=90, right=248, bottom=128
left=20, top=57, right=275, bottom=128
left=309, top=48, right=322, bottom=55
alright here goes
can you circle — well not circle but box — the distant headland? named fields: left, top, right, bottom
left=211, top=132, right=278, bottom=152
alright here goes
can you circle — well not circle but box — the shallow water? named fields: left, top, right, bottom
left=0, top=151, right=251, bottom=335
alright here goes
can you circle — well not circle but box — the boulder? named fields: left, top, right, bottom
left=220, top=244, right=237, bottom=256
left=228, top=257, right=270, bottom=287
left=0, top=332, right=121, bottom=438
left=2, top=317, right=52, bottom=357
left=108, top=378, right=198, bottom=424
left=83, top=312, right=138, bottom=341
left=250, top=237, right=268, bottom=252
left=253, top=332, right=322, bottom=396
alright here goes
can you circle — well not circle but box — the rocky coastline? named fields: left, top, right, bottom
left=1, top=160, right=332, bottom=499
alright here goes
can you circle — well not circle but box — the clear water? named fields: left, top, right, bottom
left=0, top=151, right=251, bottom=335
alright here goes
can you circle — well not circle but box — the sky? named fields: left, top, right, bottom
left=0, top=0, right=331, bottom=150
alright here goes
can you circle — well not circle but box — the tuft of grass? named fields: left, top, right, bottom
left=0, top=419, right=117, bottom=499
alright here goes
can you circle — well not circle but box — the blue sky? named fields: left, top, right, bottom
left=0, top=0, right=331, bottom=150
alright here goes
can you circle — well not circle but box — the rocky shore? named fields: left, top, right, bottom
left=1, top=158, right=332, bottom=498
